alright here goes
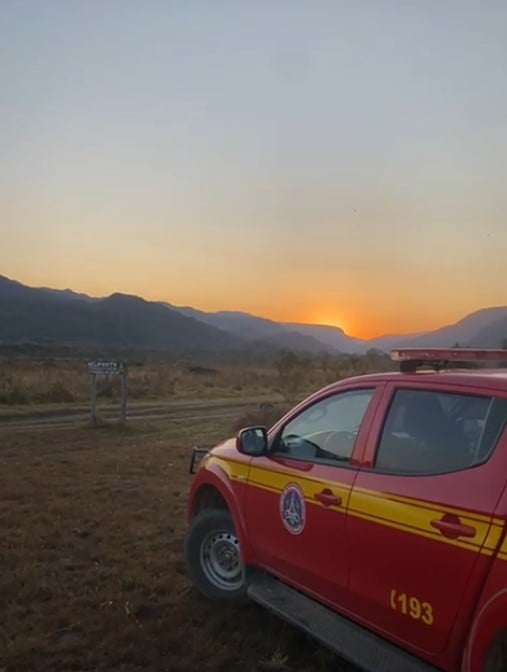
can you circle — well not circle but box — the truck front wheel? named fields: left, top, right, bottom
left=484, top=629, right=507, bottom=672
left=184, top=508, right=250, bottom=603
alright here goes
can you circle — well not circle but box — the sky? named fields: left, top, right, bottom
left=1, top=0, right=506, bottom=338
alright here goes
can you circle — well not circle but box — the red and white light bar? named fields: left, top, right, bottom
left=391, top=348, right=507, bottom=363
left=391, top=348, right=507, bottom=372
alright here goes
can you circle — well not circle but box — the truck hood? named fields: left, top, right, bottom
left=208, top=436, right=242, bottom=461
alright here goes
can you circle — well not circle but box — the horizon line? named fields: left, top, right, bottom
left=3, top=271, right=507, bottom=343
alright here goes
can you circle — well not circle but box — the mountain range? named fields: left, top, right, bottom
left=1, top=274, right=506, bottom=355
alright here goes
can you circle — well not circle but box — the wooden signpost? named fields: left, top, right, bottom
left=87, top=360, right=127, bottom=426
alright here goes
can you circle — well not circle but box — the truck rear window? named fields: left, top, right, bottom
left=374, top=389, right=507, bottom=475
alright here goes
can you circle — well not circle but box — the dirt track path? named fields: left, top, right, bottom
left=0, top=397, right=273, bottom=429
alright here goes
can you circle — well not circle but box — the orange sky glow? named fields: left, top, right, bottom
left=3, top=262, right=503, bottom=341
left=1, top=2, right=506, bottom=341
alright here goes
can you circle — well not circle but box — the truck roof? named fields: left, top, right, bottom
left=334, top=368, right=507, bottom=393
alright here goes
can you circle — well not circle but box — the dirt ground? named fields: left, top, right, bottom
left=1, top=409, right=356, bottom=672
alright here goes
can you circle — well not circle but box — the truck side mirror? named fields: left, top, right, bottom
left=236, top=426, right=268, bottom=456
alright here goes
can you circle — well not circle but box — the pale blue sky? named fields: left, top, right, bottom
left=1, top=0, right=506, bottom=336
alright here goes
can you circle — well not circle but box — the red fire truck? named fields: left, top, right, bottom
left=185, top=349, right=507, bottom=671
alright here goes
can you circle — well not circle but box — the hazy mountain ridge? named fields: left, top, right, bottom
left=1, top=275, right=507, bottom=354
left=0, top=276, right=242, bottom=353
left=164, top=304, right=334, bottom=352
left=37, top=287, right=97, bottom=302
left=469, top=313, right=507, bottom=348
left=282, top=322, right=365, bottom=354
left=396, top=307, right=507, bottom=349
left=167, top=301, right=507, bottom=353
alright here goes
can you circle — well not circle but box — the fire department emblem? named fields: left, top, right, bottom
left=280, top=483, right=306, bottom=535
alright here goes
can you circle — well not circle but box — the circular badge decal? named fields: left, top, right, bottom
left=279, top=483, right=306, bottom=535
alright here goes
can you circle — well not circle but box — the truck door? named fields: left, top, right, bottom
left=347, top=382, right=507, bottom=659
left=243, top=385, right=382, bottom=611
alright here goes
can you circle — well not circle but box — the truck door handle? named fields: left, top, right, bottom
left=315, top=489, right=342, bottom=507
left=430, top=514, right=476, bottom=539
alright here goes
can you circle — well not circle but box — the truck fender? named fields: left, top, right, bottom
left=187, top=461, right=254, bottom=565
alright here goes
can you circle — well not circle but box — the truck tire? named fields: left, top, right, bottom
left=184, top=508, right=250, bottom=604
left=484, top=629, right=507, bottom=672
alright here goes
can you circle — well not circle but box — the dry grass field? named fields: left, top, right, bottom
left=0, top=411, right=358, bottom=672
left=0, top=350, right=394, bottom=408
left=1, top=353, right=393, bottom=671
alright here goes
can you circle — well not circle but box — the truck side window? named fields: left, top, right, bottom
left=374, top=389, right=507, bottom=475
left=274, top=389, right=374, bottom=463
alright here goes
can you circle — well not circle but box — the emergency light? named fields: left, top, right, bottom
left=390, top=348, right=507, bottom=373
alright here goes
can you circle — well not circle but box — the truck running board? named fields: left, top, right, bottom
left=247, top=577, right=439, bottom=672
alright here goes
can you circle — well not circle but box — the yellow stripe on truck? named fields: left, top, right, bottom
left=204, top=456, right=506, bottom=558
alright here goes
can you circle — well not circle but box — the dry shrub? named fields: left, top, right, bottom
left=43, top=381, right=75, bottom=403
left=0, top=384, right=29, bottom=405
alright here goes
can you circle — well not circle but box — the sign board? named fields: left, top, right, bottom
left=86, top=361, right=127, bottom=426
left=87, top=360, right=125, bottom=375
